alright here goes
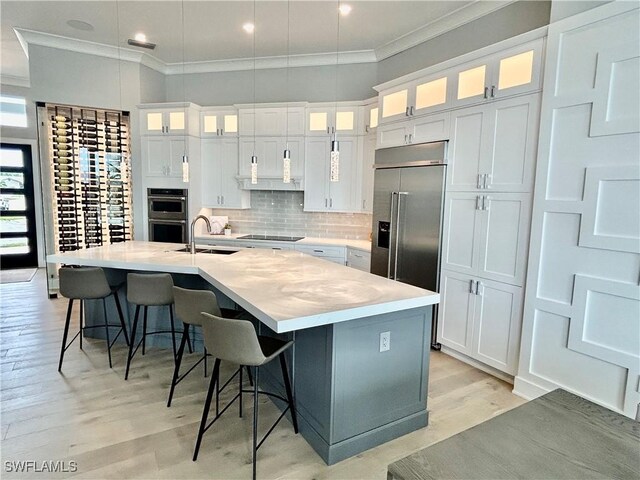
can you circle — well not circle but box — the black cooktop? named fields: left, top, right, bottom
left=237, top=234, right=304, bottom=242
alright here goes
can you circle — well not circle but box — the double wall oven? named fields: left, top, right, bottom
left=147, top=188, right=188, bottom=243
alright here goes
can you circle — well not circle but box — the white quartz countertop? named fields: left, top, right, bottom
left=47, top=241, right=438, bottom=333
left=195, top=234, right=372, bottom=252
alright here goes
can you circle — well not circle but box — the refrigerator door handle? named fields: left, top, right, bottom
left=394, top=192, right=409, bottom=280
left=388, top=192, right=399, bottom=279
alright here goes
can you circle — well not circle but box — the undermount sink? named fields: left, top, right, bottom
left=173, top=247, right=239, bottom=255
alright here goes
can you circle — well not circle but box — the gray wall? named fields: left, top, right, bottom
left=549, top=0, right=611, bottom=22
left=377, top=1, right=552, bottom=84
left=165, top=63, right=379, bottom=105
left=140, top=65, right=166, bottom=103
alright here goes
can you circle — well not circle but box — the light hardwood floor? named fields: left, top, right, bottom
left=1, top=270, right=525, bottom=479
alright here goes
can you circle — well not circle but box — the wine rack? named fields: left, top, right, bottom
left=45, top=105, right=133, bottom=253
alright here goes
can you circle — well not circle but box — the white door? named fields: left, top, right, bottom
left=441, top=192, right=482, bottom=275
left=141, top=110, right=166, bottom=136
left=477, top=193, right=531, bottom=286
left=483, top=94, right=540, bottom=192
left=379, top=86, right=412, bottom=124
left=451, top=61, right=490, bottom=108
left=143, top=137, right=168, bottom=176
left=218, top=139, right=245, bottom=208
left=238, top=138, right=256, bottom=177
left=303, top=137, right=329, bottom=211
left=472, top=278, right=523, bottom=374
left=438, top=269, right=476, bottom=354
left=201, top=139, right=222, bottom=206
left=328, top=136, right=357, bottom=211
left=166, top=138, right=186, bottom=177
left=410, top=112, right=450, bottom=144
left=377, top=122, right=409, bottom=148
left=283, top=137, right=305, bottom=178
left=490, top=39, right=543, bottom=100
left=360, top=134, right=376, bottom=213
left=448, top=105, right=490, bottom=191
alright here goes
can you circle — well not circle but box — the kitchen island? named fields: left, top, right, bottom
left=47, top=241, right=439, bottom=465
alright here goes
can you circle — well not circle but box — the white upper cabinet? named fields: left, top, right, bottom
left=238, top=106, right=305, bottom=137
left=448, top=93, right=540, bottom=192
left=304, top=136, right=358, bottom=212
left=306, top=105, right=359, bottom=136
left=201, top=109, right=238, bottom=137
left=377, top=112, right=450, bottom=148
left=139, top=103, right=199, bottom=136
left=238, top=136, right=305, bottom=186
left=201, top=138, right=249, bottom=209
left=379, top=73, right=451, bottom=125
left=452, top=39, right=543, bottom=108
left=363, top=102, right=380, bottom=134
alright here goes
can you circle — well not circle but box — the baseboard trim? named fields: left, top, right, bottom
left=512, top=376, right=551, bottom=400
left=440, top=346, right=515, bottom=384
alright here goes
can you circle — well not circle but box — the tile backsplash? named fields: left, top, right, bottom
left=206, top=191, right=372, bottom=240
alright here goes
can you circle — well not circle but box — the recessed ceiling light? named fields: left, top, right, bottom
left=134, top=33, right=147, bottom=42
left=243, top=23, right=255, bottom=34
left=339, top=4, right=352, bottom=16
left=66, top=19, right=94, bottom=31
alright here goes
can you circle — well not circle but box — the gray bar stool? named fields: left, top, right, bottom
left=58, top=266, right=130, bottom=371
left=193, top=312, right=298, bottom=480
left=124, top=273, right=176, bottom=380
left=168, top=286, right=253, bottom=407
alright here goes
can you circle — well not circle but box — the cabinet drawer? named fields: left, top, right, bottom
left=242, top=242, right=295, bottom=251
left=295, top=244, right=346, bottom=258
left=347, top=249, right=371, bottom=272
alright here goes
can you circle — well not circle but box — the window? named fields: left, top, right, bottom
left=0, top=96, right=28, bottom=128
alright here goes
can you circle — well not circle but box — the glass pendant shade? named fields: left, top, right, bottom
left=283, top=147, right=291, bottom=183
left=330, top=140, right=340, bottom=182
left=182, top=155, right=189, bottom=183
left=251, top=155, right=258, bottom=184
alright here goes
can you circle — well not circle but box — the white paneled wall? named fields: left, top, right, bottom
left=514, top=2, right=640, bottom=418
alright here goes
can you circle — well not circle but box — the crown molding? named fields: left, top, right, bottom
left=374, top=0, right=517, bottom=61
left=0, top=74, right=31, bottom=88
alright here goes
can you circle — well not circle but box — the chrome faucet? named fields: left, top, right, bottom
left=189, top=215, right=211, bottom=254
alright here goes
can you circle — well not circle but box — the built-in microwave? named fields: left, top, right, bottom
left=147, top=188, right=187, bottom=220
left=148, top=218, right=187, bottom=243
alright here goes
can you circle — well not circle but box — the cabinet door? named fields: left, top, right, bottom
left=238, top=138, right=255, bottom=177
left=437, top=269, right=476, bottom=354
left=483, top=94, right=539, bottom=192
left=307, top=108, right=331, bottom=136
left=377, top=122, right=409, bottom=148
left=413, top=74, right=450, bottom=116
left=410, top=112, right=450, bottom=144
left=303, top=138, right=329, bottom=211
left=335, top=107, right=358, bottom=135
left=472, top=279, right=523, bottom=374
left=141, top=110, right=166, bottom=136
left=166, top=137, right=186, bottom=177
left=447, top=105, right=490, bottom=191
left=379, top=86, right=411, bottom=124
left=201, top=139, right=223, bottom=206
left=452, top=62, right=490, bottom=108
left=143, top=137, right=169, bottom=176
left=363, top=104, right=379, bottom=134
left=328, top=136, right=357, bottom=211
left=360, top=134, right=376, bottom=213
left=240, top=108, right=286, bottom=136
left=441, top=192, right=482, bottom=275
left=285, top=137, right=305, bottom=178
left=202, top=112, right=238, bottom=137
left=166, top=110, right=187, bottom=135
left=492, top=39, right=543, bottom=99
left=286, top=107, right=306, bottom=136
left=218, top=139, right=249, bottom=209
left=477, top=193, right=530, bottom=286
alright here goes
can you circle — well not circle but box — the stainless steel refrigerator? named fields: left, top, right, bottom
left=370, top=141, right=447, bottom=348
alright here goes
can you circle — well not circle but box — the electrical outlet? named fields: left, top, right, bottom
left=380, top=331, right=390, bottom=352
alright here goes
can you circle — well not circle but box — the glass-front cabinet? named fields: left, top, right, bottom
left=139, top=103, right=199, bottom=136
left=379, top=72, right=451, bottom=124
left=200, top=109, right=238, bottom=137
left=306, top=105, right=359, bottom=136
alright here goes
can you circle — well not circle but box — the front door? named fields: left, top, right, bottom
left=0, top=143, right=38, bottom=269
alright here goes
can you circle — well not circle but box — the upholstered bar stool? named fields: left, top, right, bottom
left=193, top=312, right=298, bottom=480
left=124, top=273, right=176, bottom=380
left=58, top=266, right=130, bottom=371
left=168, top=286, right=253, bottom=407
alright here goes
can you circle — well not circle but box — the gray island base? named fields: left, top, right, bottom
left=48, top=242, right=437, bottom=465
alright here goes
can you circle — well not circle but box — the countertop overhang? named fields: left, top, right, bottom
left=47, top=241, right=439, bottom=333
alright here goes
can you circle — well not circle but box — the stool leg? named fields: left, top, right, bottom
left=58, top=299, right=74, bottom=372
left=193, top=358, right=220, bottom=462
left=203, top=347, right=208, bottom=378
left=102, top=298, right=113, bottom=368
left=142, top=306, right=148, bottom=355
left=125, top=305, right=140, bottom=380
left=280, top=353, right=298, bottom=434
left=167, top=323, right=189, bottom=407
left=187, top=324, right=194, bottom=354
left=239, top=366, right=243, bottom=418
left=169, top=305, right=177, bottom=360
left=246, top=366, right=254, bottom=386
left=113, top=291, right=130, bottom=346
left=79, top=299, right=84, bottom=350
left=252, top=366, right=259, bottom=480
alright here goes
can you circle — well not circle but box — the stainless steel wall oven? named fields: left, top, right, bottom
left=147, top=188, right=188, bottom=243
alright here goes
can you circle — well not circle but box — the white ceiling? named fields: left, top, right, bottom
left=0, top=1, right=512, bottom=83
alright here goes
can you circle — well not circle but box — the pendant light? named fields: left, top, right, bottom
left=250, top=0, right=258, bottom=184
left=330, top=1, right=341, bottom=183
left=181, top=0, right=189, bottom=183
left=282, top=0, right=291, bottom=184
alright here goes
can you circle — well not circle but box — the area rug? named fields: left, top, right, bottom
left=0, top=268, right=37, bottom=284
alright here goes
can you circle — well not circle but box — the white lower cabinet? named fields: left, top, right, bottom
left=295, top=244, right=346, bottom=265
left=346, top=248, right=371, bottom=272
left=441, top=192, right=530, bottom=286
left=438, top=269, right=523, bottom=375
left=304, top=136, right=358, bottom=212
left=201, top=138, right=249, bottom=209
